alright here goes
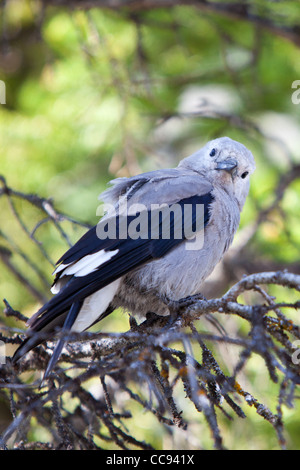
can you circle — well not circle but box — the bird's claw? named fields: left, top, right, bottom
left=162, top=292, right=207, bottom=312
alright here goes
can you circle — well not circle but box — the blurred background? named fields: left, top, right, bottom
left=0, top=0, right=300, bottom=449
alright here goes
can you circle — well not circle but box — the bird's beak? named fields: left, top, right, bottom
left=216, top=158, right=237, bottom=173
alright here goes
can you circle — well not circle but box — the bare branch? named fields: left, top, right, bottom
left=0, top=181, right=299, bottom=450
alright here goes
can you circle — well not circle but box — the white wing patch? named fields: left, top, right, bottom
left=52, top=262, right=71, bottom=276
left=50, top=278, right=68, bottom=295
left=53, top=249, right=119, bottom=279
left=71, top=279, right=121, bottom=332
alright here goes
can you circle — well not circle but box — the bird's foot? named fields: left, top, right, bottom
left=159, top=293, right=207, bottom=330
left=176, top=293, right=207, bottom=308
left=162, top=292, right=207, bottom=313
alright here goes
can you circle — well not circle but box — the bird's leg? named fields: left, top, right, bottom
left=176, top=292, right=207, bottom=308
left=162, top=292, right=207, bottom=312
left=167, top=294, right=226, bottom=336
left=160, top=293, right=207, bottom=328
left=144, top=311, right=165, bottom=326
left=135, top=293, right=208, bottom=333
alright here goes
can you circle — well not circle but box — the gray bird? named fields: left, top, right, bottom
left=12, top=136, right=255, bottom=378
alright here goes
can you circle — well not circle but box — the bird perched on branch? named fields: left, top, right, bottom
left=13, top=136, right=255, bottom=379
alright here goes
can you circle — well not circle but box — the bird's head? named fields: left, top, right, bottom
left=179, top=136, right=256, bottom=210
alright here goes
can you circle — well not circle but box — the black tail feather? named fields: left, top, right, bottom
left=12, top=301, right=82, bottom=381
left=41, top=300, right=82, bottom=382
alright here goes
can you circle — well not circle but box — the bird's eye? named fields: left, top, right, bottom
left=209, top=148, right=216, bottom=157
left=241, top=171, right=249, bottom=179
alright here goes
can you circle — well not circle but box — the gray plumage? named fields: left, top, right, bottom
left=13, top=136, right=255, bottom=373
left=103, top=136, right=255, bottom=317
